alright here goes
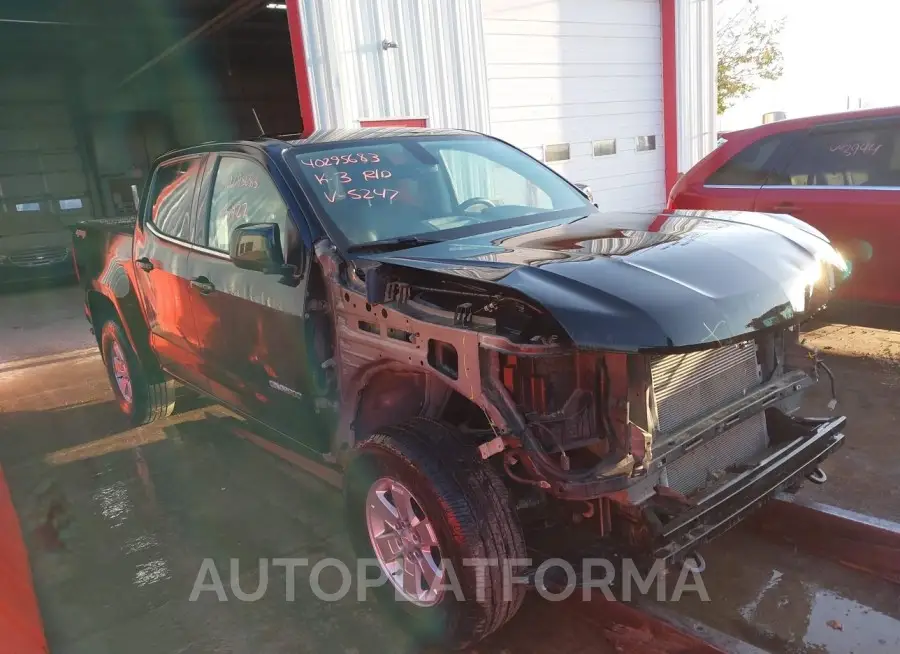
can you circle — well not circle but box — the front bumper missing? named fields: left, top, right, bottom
left=652, top=413, right=846, bottom=566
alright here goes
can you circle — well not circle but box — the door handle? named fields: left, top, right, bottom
left=190, top=277, right=216, bottom=295
left=135, top=257, right=154, bottom=272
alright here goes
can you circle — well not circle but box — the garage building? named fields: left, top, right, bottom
left=291, top=0, right=716, bottom=211
left=0, top=0, right=715, bottom=279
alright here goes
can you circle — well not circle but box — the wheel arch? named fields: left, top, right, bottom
left=86, top=285, right=162, bottom=382
left=343, top=361, right=488, bottom=456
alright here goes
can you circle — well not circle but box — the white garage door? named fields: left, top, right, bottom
left=482, top=0, right=665, bottom=212
left=0, top=73, right=92, bottom=234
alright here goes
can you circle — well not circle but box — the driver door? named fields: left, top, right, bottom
left=185, top=152, right=322, bottom=449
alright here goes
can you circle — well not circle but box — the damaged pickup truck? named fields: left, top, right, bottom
left=72, top=128, right=849, bottom=649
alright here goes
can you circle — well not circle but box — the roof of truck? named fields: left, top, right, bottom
left=158, top=127, right=484, bottom=161
left=283, top=126, right=478, bottom=145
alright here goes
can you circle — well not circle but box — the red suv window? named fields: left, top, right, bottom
left=707, top=134, right=786, bottom=186
left=773, top=126, right=899, bottom=188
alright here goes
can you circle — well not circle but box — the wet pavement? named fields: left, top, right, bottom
left=668, top=529, right=900, bottom=653
left=0, top=323, right=898, bottom=653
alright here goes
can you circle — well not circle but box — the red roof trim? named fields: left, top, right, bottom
left=661, top=0, right=678, bottom=195
left=286, top=0, right=317, bottom=137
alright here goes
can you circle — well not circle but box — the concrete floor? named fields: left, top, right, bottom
left=0, top=294, right=898, bottom=653
left=1, top=354, right=636, bottom=654
left=0, top=284, right=95, bottom=364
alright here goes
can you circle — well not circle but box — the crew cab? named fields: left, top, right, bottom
left=72, top=128, right=849, bottom=649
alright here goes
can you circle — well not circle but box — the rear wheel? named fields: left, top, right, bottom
left=100, top=319, right=175, bottom=426
left=344, top=418, right=527, bottom=650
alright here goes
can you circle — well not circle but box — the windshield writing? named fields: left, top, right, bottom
left=288, top=137, right=591, bottom=246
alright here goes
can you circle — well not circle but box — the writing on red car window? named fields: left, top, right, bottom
left=299, top=153, right=382, bottom=168
left=829, top=142, right=883, bottom=157
left=324, top=188, right=399, bottom=204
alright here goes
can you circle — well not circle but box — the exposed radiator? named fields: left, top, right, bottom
left=651, top=342, right=760, bottom=434
left=665, top=411, right=769, bottom=495
left=651, top=342, right=769, bottom=496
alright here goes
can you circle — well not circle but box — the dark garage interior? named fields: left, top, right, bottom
left=0, top=0, right=301, bottom=262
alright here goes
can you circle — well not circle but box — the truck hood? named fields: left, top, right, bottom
left=359, top=210, right=849, bottom=352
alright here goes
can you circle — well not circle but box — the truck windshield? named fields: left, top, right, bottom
left=285, top=136, right=592, bottom=246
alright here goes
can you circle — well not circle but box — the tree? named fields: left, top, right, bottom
left=717, top=0, right=785, bottom=115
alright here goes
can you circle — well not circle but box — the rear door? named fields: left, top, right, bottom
left=688, top=132, right=796, bottom=211
left=133, top=155, right=208, bottom=384
left=754, top=120, right=900, bottom=305
left=185, top=151, right=322, bottom=449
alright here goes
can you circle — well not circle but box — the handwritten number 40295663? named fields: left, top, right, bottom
left=300, top=153, right=381, bottom=168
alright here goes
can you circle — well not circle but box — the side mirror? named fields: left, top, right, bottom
left=574, top=183, right=596, bottom=206
left=229, top=223, right=286, bottom=274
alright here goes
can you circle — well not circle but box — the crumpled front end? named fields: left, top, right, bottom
left=494, top=323, right=846, bottom=566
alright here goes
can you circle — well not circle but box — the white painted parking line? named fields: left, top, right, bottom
left=0, top=347, right=100, bottom=374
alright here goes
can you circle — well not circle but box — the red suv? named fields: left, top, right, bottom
left=668, top=106, right=900, bottom=307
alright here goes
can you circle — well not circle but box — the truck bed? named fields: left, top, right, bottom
left=71, top=218, right=136, bottom=289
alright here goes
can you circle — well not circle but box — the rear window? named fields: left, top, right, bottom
left=706, top=134, right=785, bottom=186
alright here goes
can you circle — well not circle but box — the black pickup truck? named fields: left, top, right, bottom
left=72, top=127, right=848, bottom=649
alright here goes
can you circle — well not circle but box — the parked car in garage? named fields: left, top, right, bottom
left=72, top=128, right=848, bottom=649
left=0, top=204, right=76, bottom=290
left=667, top=106, right=900, bottom=307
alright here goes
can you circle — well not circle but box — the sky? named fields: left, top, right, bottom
left=719, top=0, right=900, bottom=131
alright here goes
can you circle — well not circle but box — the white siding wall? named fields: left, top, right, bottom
left=481, top=0, right=666, bottom=211
left=297, top=0, right=491, bottom=132
left=675, top=0, right=716, bottom=172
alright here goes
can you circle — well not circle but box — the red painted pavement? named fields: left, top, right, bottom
left=0, top=465, right=48, bottom=654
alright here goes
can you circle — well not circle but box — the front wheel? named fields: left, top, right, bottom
left=344, top=418, right=527, bottom=650
left=100, top=319, right=175, bottom=426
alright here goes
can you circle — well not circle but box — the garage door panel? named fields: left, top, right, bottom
left=39, top=152, right=83, bottom=173
left=492, top=113, right=662, bottom=145
left=0, top=103, right=70, bottom=127
left=491, top=100, right=662, bottom=124
left=483, top=18, right=660, bottom=39
left=0, top=76, right=63, bottom=102
left=489, top=77, right=660, bottom=109
left=0, top=174, right=47, bottom=197
left=0, top=154, right=43, bottom=176
left=36, top=130, right=78, bottom=152
left=597, top=182, right=664, bottom=211
left=57, top=197, right=93, bottom=222
left=547, top=152, right=663, bottom=182
left=483, top=0, right=660, bottom=26
left=484, top=0, right=664, bottom=211
left=0, top=130, right=40, bottom=152
left=42, top=172, right=88, bottom=196
left=0, top=129, right=78, bottom=153
left=579, top=168, right=665, bottom=192
left=0, top=152, right=83, bottom=176
left=487, top=62, right=662, bottom=81
left=0, top=75, right=90, bottom=225
left=485, top=34, right=661, bottom=65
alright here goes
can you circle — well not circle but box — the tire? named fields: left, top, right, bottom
left=344, top=418, right=527, bottom=650
left=100, top=319, right=175, bottom=426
